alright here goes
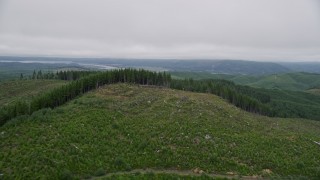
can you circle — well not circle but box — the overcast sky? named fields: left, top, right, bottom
left=0, top=0, right=320, bottom=61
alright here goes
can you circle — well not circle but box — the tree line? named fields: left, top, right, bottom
left=21, top=70, right=97, bottom=81
left=1, top=69, right=276, bottom=126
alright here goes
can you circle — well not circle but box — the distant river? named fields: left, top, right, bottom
left=0, top=60, right=73, bottom=64
left=0, top=60, right=119, bottom=70
left=77, top=63, right=118, bottom=70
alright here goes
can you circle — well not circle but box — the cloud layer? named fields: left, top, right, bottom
left=0, top=0, right=320, bottom=61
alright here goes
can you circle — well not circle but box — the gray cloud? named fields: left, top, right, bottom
left=0, top=0, right=319, bottom=61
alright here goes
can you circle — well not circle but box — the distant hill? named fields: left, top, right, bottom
left=171, top=71, right=320, bottom=92
left=2, top=55, right=320, bottom=75
left=247, top=72, right=320, bottom=91
left=206, top=60, right=290, bottom=75
left=122, top=60, right=291, bottom=75
left=89, top=59, right=292, bottom=75
left=0, top=56, right=293, bottom=75
left=281, top=62, right=320, bottom=73
left=1, top=84, right=319, bottom=179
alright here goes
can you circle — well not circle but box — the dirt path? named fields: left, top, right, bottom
left=89, top=168, right=266, bottom=179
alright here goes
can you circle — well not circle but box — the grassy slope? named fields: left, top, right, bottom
left=1, top=84, right=319, bottom=179
left=0, top=80, right=67, bottom=106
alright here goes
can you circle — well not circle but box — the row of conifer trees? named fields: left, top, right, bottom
left=0, top=69, right=274, bottom=126
left=26, top=70, right=97, bottom=81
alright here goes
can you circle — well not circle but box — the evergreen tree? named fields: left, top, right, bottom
left=32, top=70, right=36, bottom=79
left=37, top=70, right=43, bottom=79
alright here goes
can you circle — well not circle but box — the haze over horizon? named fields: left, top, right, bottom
left=0, top=0, right=320, bottom=62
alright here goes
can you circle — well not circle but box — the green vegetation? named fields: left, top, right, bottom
left=2, top=69, right=320, bottom=128
left=100, top=171, right=228, bottom=179
left=1, top=84, right=319, bottom=179
left=1, top=60, right=320, bottom=179
left=0, top=80, right=67, bottom=106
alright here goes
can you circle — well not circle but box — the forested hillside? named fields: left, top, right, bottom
left=0, top=69, right=278, bottom=126
left=2, top=69, right=320, bottom=127
left=1, top=84, right=319, bottom=179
